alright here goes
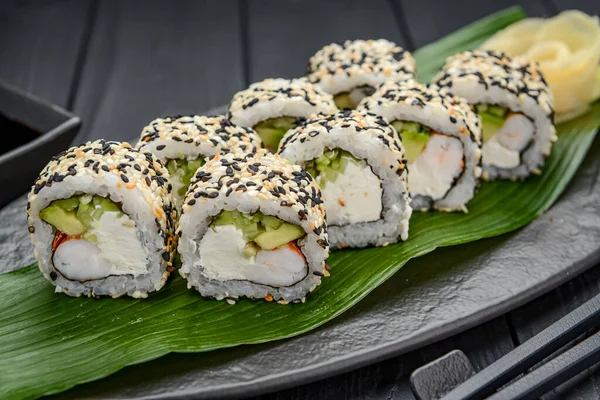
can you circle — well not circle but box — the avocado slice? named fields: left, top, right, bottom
left=253, top=116, right=299, bottom=152
left=254, top=223, right=304, bottom=250
left=333, top=93, right=355, bottom=110
left=211, top=210, right=304, bottom=249
left=479, top=112, right=506, bottom=143
left=391, top=120, right=430, bottom=164
left=40, top=204, right=85, bottom=236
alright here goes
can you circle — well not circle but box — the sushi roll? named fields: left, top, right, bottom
left=432, top=50, right=556, bottom=180
left=136, top=115, right=261, bottom=206
left=227, top=78, right=337, bottom=152
left=359, top=80, right=482, bottom=212
left=278, top=109, right=411, bottom=249
left=177, top=149, right=329, bottom=304
left=307, top=39, right=417, bottom=110
left=27, top=140, right=177, bottom=298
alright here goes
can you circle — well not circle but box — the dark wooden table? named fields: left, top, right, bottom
left=2, top=1, right=599, bottom=399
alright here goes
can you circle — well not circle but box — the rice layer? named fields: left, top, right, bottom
left=136, top=114, right=261, bottom=161
left=307, top=39, right=417, bottom=95
left=227, top=78, right=337, bottom=128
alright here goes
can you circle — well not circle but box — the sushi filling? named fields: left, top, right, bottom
left=253, top=116, right=304, bottom=152
left=199, top=211, right=307, bottom=287
left=40, top=195, right=148, bottom=282
left=165, top=158, right=206, bottom=204
left=304, top=149, right=382, bottom=226
left=476, top=105, right=535, bottom=169
left=391, top=121, right=465, bottom=201
left=333, top=85, right=376, bottom=110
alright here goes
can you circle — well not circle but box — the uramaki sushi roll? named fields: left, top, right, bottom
left=432, top=50, right=556, bottom=180
left=177, top=149, right=329, bottom=304
left=136, top=115, right=261, bottom=207
left=27, top=140, right=177, bottom=298
left=307, top=39, right=416, bottom=110
left=227, top=78, right=337, bottom=152
left=359, top=80, right=482, bottom=212
left=278, top=110, right=411, bottom=249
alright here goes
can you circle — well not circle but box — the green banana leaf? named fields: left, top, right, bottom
left=1, top=6, right=599, bottom=399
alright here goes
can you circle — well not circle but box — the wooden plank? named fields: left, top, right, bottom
left=550, top=0, right=599, bottom=15
left=0, top=0, right=92, bottom=107
left=246, top=0, right=409, bottom=82
left=72, top=0, right=245, bottom=143
left=508, top=265, right=600, bottom=400
left=398, top=0, right=548, bottom=49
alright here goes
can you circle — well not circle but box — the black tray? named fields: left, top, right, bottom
left=1, top=112, right=598, bottom=399
left=0, top=81, right=81, bottom=207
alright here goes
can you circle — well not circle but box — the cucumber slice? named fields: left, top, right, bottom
left=166, top=157, right=206, bottom=198
left=242, top=242, right=260, bottom=258
left=253, top=117, right=299, bottom=152
left=54, top=197, right=80, bottom=212
left=405, top=122, right=422, bottom=133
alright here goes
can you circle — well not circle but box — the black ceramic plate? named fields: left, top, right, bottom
left=0, top=80, right=81, bottom=207
left=1, top=111, right=599, bottom=399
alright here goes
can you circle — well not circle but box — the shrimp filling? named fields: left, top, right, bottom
left=391, top=121, right=465, bottom=201
left=304, top=149, right=382, bottom=226
left=199, top=211, right=307, bottom=287
left=476, top=104, right=535, bottom=169
left=40, top=195, right=148, bottom=281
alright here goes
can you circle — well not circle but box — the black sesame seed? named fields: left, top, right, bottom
left=50, top=271, right=58, bottom=281
left=207, top=192, right=219, bottom=198
left=121, top=174, right=129, bottom=183
left=313, top=271, right=324, bottom=277
left=188, top=199, right=196, bottom=206
left=28, top=226, right=35, bottom=234
left=162, top=252, right=170, bottom=261
left=101, top=165, right=110, bottom=172
left=156, top=145, right=166, bottom=150
left=298, top=210, right=307, bottom=220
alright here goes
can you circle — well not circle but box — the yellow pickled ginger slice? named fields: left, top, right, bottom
left=481, top=10, right=600, bottom=121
